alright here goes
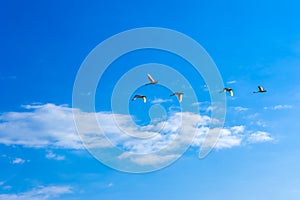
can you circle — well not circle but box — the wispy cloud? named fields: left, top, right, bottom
left=192, top=101, right=214, bottom=113
left=264, top=104, right=293, bottom=110
left=226, top=80, right=237, bottom=85
left=233, top=106, right=249, bottom=112
left=256, top=120, right=267, bottom=127
left=0, top=185, right=72, bottom=200
left=247, top=113, right=259, bottom=119
left=151, top=98, right=172, bottom=104
left=12, top=158, right=27, bottom=165
left=119, top=153, right=180, bottom=166
left=45, top=151, right=65, bottom=161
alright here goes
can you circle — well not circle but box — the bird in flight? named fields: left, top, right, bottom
left=132, top=95, right=147, bottom=103
left=145, top=74, right=158, bottom=86
left=223, top=88, right=234, bottom=96
left=253, top=85, right=267, bottom=93
left=170, top=92, right=183, bottom=102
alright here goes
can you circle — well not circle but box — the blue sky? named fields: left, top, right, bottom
left=1, top=0, right=300, bottom=199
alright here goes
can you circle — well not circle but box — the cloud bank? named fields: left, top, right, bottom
left=0, top=103, right=273, bottom=165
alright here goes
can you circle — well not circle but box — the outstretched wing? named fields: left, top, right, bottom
left=147, top=74, right=156, bottom=83
left=178, top=93, right=183, bottom=102
left=229, top=90, right=234, bottom=96
left=258, top=86, right=264, bottom=92
left=142, top=96, right=147, bottom=103
left=132, top=95, right=137, bottom=101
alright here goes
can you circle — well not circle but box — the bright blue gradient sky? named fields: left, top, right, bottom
left=1, top=0, right=300, bottom=199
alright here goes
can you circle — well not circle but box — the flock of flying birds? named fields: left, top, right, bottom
left=132, top=74, right=267, bottom=103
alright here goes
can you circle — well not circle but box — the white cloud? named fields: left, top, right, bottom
left=12, top=158, right=26, bottom=165
left=0, top=185, right=72, bottom=200
left=151, top=98, right=172, bottom=104
left=230, top=126, right=245, bottom=134
left=191, top=102, right=201, bottom=107
left=118, top=152, right=180, bottom=166
left=256, top=120, right=267, bottom=127
left=247, top=113, right=259, bottom=119
left=192, top=126, right=244, bottom=150
left=131, top=154, right=180, bottom=166
left=226, top=80, right=237, bottom=84
left=248, top=131, right=273, bottom=143
left=45, top=151, right=65, bottom=161
left=214, top=129, right=243, bottom=149
left=192, top=101, right=212, bottom=113
left=233, top=106, right=249, bottom=112
left=192, top=101, right=226, bottom=115
left=191, top=101, right=210, bottom=107
left=0, top=104, right=273, bottom=166
left=205, top=106, right=213, bottom=112
left=264, top=104, right=293, bottom=110
left=0, top=104, right=83, bottom=149
left=273, top=105, right=293, bottom=110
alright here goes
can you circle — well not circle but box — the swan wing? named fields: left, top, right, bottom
left=178, top=93, right=183, bottom=102
left=147, top=74, right=156, bottom=83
